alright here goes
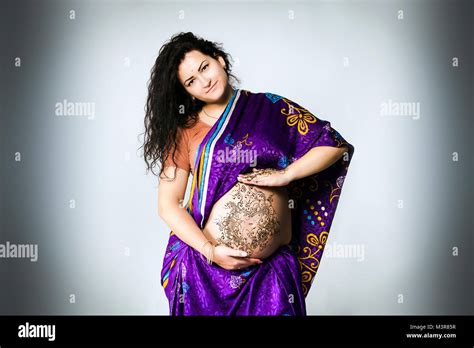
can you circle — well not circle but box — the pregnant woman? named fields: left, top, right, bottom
left=142, top=32, right=355, bottom=315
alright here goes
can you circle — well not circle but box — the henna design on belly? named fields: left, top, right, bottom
left=214, top=183, right=281, bottom=256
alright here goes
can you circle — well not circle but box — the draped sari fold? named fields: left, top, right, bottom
left=160, top=88, right=355, bottom=315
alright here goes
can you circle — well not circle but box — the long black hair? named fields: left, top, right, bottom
left=140, top=32, right=240, bottom=181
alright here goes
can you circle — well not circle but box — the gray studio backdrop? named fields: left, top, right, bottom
left=0, top=0, right=472, bottom=315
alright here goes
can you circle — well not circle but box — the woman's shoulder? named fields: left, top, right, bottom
left=178, top=118, right=210, bottom=143
left=173, top=126, right=189, bottom=150
left=241, top=89, right=288, bottom=104
left=245, top=90, right=315, bottom=117
left=259, top=91, right=307, bottom=110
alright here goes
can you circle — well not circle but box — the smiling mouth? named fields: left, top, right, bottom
left=207, top=81, right=217, bottom=93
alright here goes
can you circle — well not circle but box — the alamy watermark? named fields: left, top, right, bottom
left=324, top=242, right=365, bottom=262
left=0, top=241, right=38, bottom=262
left=215, top=147, right=258, bottom=167
left=18, top=322, right=55, bottom=341
left=55, top=99, right=95, bottom=120
left=380, top=99, right=420, bottom=120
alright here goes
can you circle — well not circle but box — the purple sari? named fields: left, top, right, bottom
left=160, top=88, right=355, bottom=315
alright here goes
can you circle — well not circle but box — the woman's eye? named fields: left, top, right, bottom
left=187, top=65, right=207, bottom=87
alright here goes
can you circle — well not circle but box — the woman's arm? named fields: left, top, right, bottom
left=284, top=146, right=349, bottom=182
left=158, top=167, right=210, bottom=255
left=237, top=146, right=349, bottom=187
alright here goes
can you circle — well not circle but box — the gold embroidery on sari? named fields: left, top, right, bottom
left=280, top=99, right=318, bottom=135
left=296, top=231, right=329, bottom=296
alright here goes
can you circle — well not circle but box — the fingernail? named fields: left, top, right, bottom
left=241, top=252, right=247, bottom=257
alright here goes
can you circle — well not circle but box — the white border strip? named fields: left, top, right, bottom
left=199, top=89, right=242, bottom=227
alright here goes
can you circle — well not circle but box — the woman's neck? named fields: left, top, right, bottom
left=199, top=84, right=234, bottom=125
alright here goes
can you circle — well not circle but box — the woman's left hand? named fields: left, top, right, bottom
left=237, top=168, right=292, bottom=187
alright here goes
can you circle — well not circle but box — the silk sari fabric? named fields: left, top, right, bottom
left=160, top=88, right=355, bottom=315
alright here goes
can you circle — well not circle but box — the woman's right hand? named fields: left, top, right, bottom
left=213, top=244, right=263, bottom=270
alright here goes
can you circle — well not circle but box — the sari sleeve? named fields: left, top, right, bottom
left=162, top=127, right=191, bottom=173
left=275, top=96, right=355, bottom=163
left=270, top=94, right=355, bottom=297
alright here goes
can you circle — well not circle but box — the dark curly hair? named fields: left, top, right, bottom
left=140, top=32, right=240, bottom=181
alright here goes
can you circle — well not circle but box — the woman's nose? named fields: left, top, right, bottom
left=197, top=75, right=211, bottom=87
left=201, top=80, right=212, bottom=91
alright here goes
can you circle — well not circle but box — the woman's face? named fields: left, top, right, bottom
left=177, top=49, right=229, bottom=104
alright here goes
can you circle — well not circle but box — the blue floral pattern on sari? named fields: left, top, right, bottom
left=264, top=92, right=283, bottom=103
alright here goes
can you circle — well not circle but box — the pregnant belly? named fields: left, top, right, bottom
left=202, top=182, right=292, bottom=259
